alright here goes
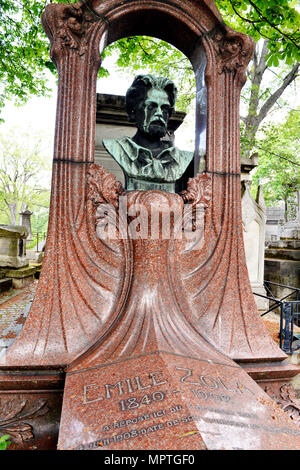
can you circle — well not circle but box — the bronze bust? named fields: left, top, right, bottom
left=103, top=74, right=194, bottom=192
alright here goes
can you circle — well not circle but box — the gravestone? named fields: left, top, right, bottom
left=242, top=181, right=268, bottom=313
left=280, top=190, right=300, bottom=239
left=266, top=205, right=285, bottom=242
left=0, top=0, right=299, bottom=450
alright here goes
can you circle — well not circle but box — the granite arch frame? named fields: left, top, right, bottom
left=0, top=0, right=287, bottom=367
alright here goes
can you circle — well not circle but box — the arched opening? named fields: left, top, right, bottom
left=94, top=32, right=207, bottom=192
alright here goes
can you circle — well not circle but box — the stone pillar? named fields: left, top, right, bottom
left=19, top=210, right=33, bottom=244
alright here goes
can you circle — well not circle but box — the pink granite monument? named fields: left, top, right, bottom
left=0, top=0, right=299, bottom=450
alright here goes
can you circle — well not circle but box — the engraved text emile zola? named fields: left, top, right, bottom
left=81, top=367, right=254, bottom=407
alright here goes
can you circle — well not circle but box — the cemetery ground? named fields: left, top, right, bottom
left=0, top=282, right=37, bottom=357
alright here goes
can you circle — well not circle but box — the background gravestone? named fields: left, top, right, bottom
left=0, top=225, right=28, bottom=269
left=0, top=0, right=299, bottom=450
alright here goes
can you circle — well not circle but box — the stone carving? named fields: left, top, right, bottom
left=0, top=398, right=49, bottom=444
left=180, top=173, right=212, bottom=206
left=103, top=75, right=194, bottom=193
left=42, top=0, right=98, bottom=58
left=212, top=28, right=254, bottom=78
left=265, top=384, right=300, bottom=427
left=87, top=164, right=125, bottom=208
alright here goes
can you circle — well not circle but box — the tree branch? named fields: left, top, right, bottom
left=257, top=63, right=299, bottom=125
left=255, top=144, right=300, bottom=167
left=247, top=0, right=300, bottom=50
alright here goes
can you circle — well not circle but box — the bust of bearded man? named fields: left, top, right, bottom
left=103, top=74, right=194, bottom=193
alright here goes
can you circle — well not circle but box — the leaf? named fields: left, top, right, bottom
left=0, top=399, right=27, bottom=424
left=0, top=434, right=11, bottom=450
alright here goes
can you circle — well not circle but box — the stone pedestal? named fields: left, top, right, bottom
left=4, top=266, right=37, bottom=289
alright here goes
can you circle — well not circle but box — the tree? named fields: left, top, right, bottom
left=251, top=108, right=300, bottom=213
left=215, top=0, right=300, bottom=66
left=0, top=126, right=51, bottom=228
left=240, top=40, right=299, bottom=157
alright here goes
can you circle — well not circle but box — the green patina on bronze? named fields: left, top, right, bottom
left=103, top=75, right=194, bottom=192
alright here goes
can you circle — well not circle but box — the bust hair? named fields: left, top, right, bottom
left=125, top=74, right=177, bottom=123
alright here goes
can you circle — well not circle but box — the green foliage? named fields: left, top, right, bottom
left=251, top=108, right=300, bottom=206
left=0, top=0, right=299, bottom=116
left=0, top=434, right=11, bottom=450
left=0, top=126, right=51, bottom=231
left=106, top=37, right=195, bottom=112
left=0, top=0, right=53, bottom=118
left=215, top=0, right=300, bottom=66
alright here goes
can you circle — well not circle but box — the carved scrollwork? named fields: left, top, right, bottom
left=57, top=2, right=97, bottom=56
left=265, top=384, right=300, bottom=427
left=42, top=0, right=98, bottom=58
left=87, top=163, right=125, bottom=208
left=0, top=398, right=49, bottom=444
left=180, top=173, right=212, bottom=207
left=211, top=28, right=255, bottom=76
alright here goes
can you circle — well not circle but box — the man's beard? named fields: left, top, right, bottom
left=143, top=120, right=167, bottom=139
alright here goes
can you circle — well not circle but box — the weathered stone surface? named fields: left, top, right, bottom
left=5, top=266, right=37, bottom=279
left=0, top=225, right=29, bottom=268
left=59, top=353, right=300, bottom=450
left=4, top=266, right=36, bottom=289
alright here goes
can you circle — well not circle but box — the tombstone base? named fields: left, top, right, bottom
left=4, top=266, right=37, bottom=289
left=0, top=358, right=299, bottom=450
left=0, top=256, right=28, bottom=269
left=242, top=360, right=300, bottom=407
left=57, top=352, right=300, bottom=450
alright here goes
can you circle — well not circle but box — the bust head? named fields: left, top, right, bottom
left=125, top=75, right=177, bottom=140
